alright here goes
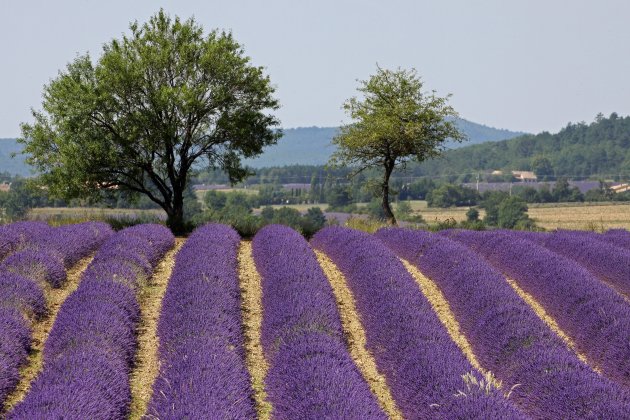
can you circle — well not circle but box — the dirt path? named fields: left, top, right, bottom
left=316, top=250, right=403, bottom=420
left=237, top=241, right=272, bottom=420
left=2, top=255, right=94, bottom=414
left=128, top=238, right=185, bottom=420
left=505, top=277, right=601, bottom=373
left=400, top=259, right=497, bottom=383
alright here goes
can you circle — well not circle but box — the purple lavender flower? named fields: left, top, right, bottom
left=148, top=223, right=255, bottom=419
left=314, top=226, right=525, bottom=419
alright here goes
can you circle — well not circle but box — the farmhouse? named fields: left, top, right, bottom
left=512, top=171, right=538, bottom=182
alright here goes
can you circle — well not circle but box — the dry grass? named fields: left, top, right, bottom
left=316, top=251, right=403, bottom=420
left=2, top=255, right=94, bottom=413
left=505, top=277, right=601, bottom=373
left=128, top=238, right=185, bottom=420
left=528, top=203, right=630, bottom=230
left=237, top=241, right=272, bottom=420
left=400, top=259, right=494, bottom=381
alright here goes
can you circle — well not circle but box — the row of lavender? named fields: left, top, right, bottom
left=376, top=228, right=630, bottom=418
left=147, top=224, right=255, bottom=418
left=0, top=221, right=113, bottom=411
left=442, top=229, right=630, bottom=389
left=312, top=227, right=525, bottom=419
left=8, top=224, right=174, bottom=419
left=507, top=229, right=630, bottom=297
left=253, top=225, right=385, bottom=418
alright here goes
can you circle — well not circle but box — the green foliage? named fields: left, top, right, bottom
left=552, top=178, right=583, bottom=202
left=19, top=10, right=280, bottom=234
left=414, top=113, right=630, bottom=180
left=531, top=156, right=554, bottom=181
left=427, top=184, right=480, bottom=208
left=497, top=196, right=534, bottom=229
left=330, top=66, right=465, bottom=224
left=466, top=207, right=480, bottom=222
left=326, top=185, right=352, bottom=209
left=480, top=191, right=510, bottom=226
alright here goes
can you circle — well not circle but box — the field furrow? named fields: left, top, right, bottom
left=377, top=227, right=630, bottom=418
left=315, top=250, right=403, bottom=420
left=253, top=225, right=385, bottom=419
left=0, top=222, right=113, bottom=413
left=146, top=224, right=255, bottom=419
left=8, top=224, right=174, bottom=419
left=524, top=230, right=630, bottom=300
left=504, top=277, right=598, bottom=371
left=128, top=238, right=185, bottom=419
left=238, top=241, right=272, bottom=420
left=2, top=255, right=94, bottom=414
left=313, top=226, right=524, bottom=419
left=400, top=259, right=487, bottom=375
left=446, top=229, right=630, bottom=389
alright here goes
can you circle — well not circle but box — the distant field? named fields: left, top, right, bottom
left=410, top=200, right=630, bottom=231
left=528, top=202, right=630, bottom=230
left=27, top=207, right=166, bottom=223
left=22, top=201, right=630, bottom=231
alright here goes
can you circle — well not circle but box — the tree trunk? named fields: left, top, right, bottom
left=166, top=188, right=186, bottom=236
left=382, top=163, right=396, bottom=225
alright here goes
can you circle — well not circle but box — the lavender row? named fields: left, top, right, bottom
left=0, top=273, right=46, bottom=409
left=9, top=224, right=174, bottom=419
left=378, top=228, right=630, bottom=418
left=0, top=222, right=113, bottom=410
left=254, top=225, right=384, bottom=419
left=444, top=229, right=630, bottom=390
left=601, top=228, right=630, bottom=250
left=312, top=226, right=524, bottom=419
left=2, top=222, right=113, bottom=288
left=520, top=230, right=630, bottom=297
left=147, top=224, right=255, bottom=418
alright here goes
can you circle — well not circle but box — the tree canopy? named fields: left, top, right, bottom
left=20, top=10, right=280, bottom=233
left=330, top=66, right=464, bottom=223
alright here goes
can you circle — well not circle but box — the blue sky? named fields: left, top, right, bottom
left=1, top=0, right=629, bottom=137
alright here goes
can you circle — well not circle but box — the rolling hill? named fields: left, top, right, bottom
left=0, top=118, right=525, bottom=176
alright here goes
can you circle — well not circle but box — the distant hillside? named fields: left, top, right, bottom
left=0, top=138, right=31, bottom=176
left=412, top=113, right=630, bottom=179
left=0, top=119, right=525, bottom=175
left=244, top=118, right=526, bottom=168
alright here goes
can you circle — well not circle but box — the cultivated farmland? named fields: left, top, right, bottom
left=1, top=222, right=630, bottom=419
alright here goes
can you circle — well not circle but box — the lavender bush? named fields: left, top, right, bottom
left=147, top=224, right=255, bottom=418
left=601, top=228, right=630, bottom=250
left=442, top=229, right=630, bottom=390
left=377, top=228, right=630, bottom=418
left=0, top=222, right=113, bottom=410
left=255, top=225, right=385, bottom=419
left=9, top=224, right=173, bottom=419
left=525, top=230, right=630, bottom=297
left=311, top=226, right=523, bottom=419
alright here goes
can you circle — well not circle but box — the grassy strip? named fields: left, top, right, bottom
left=316, top=250, right=403, bottom=420
left=1, top=255, right=94, bottom=413
left=505, top=277, right=601, bottom=374
left=401, top=259, right=492, bottom=379
left=128, top=238, right=185, bottom=420
left=237, top=241, right=272, bottom=419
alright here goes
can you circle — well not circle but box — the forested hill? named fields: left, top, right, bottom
left=244, top=118, right=526, bottom=167
left=412, top=113, right=630, bottom=179
left=0, top=118, right=525, bottom=175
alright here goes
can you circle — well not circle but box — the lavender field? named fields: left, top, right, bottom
left=1, top=222, right=630, bottom=419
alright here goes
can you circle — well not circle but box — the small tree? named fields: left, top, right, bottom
left=330, top=67, right=465, bottom=224
left=19, top=10, right=280, bottom=234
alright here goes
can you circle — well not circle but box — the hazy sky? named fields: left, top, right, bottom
left=1, top=0, right=629, bottom=137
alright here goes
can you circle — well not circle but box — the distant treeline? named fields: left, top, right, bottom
left=195, top=113, right=630, bottom=185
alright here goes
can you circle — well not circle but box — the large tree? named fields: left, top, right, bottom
left=20, top=10, right=280, bottom=234
left=330, top=67, right=465, bottom=224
